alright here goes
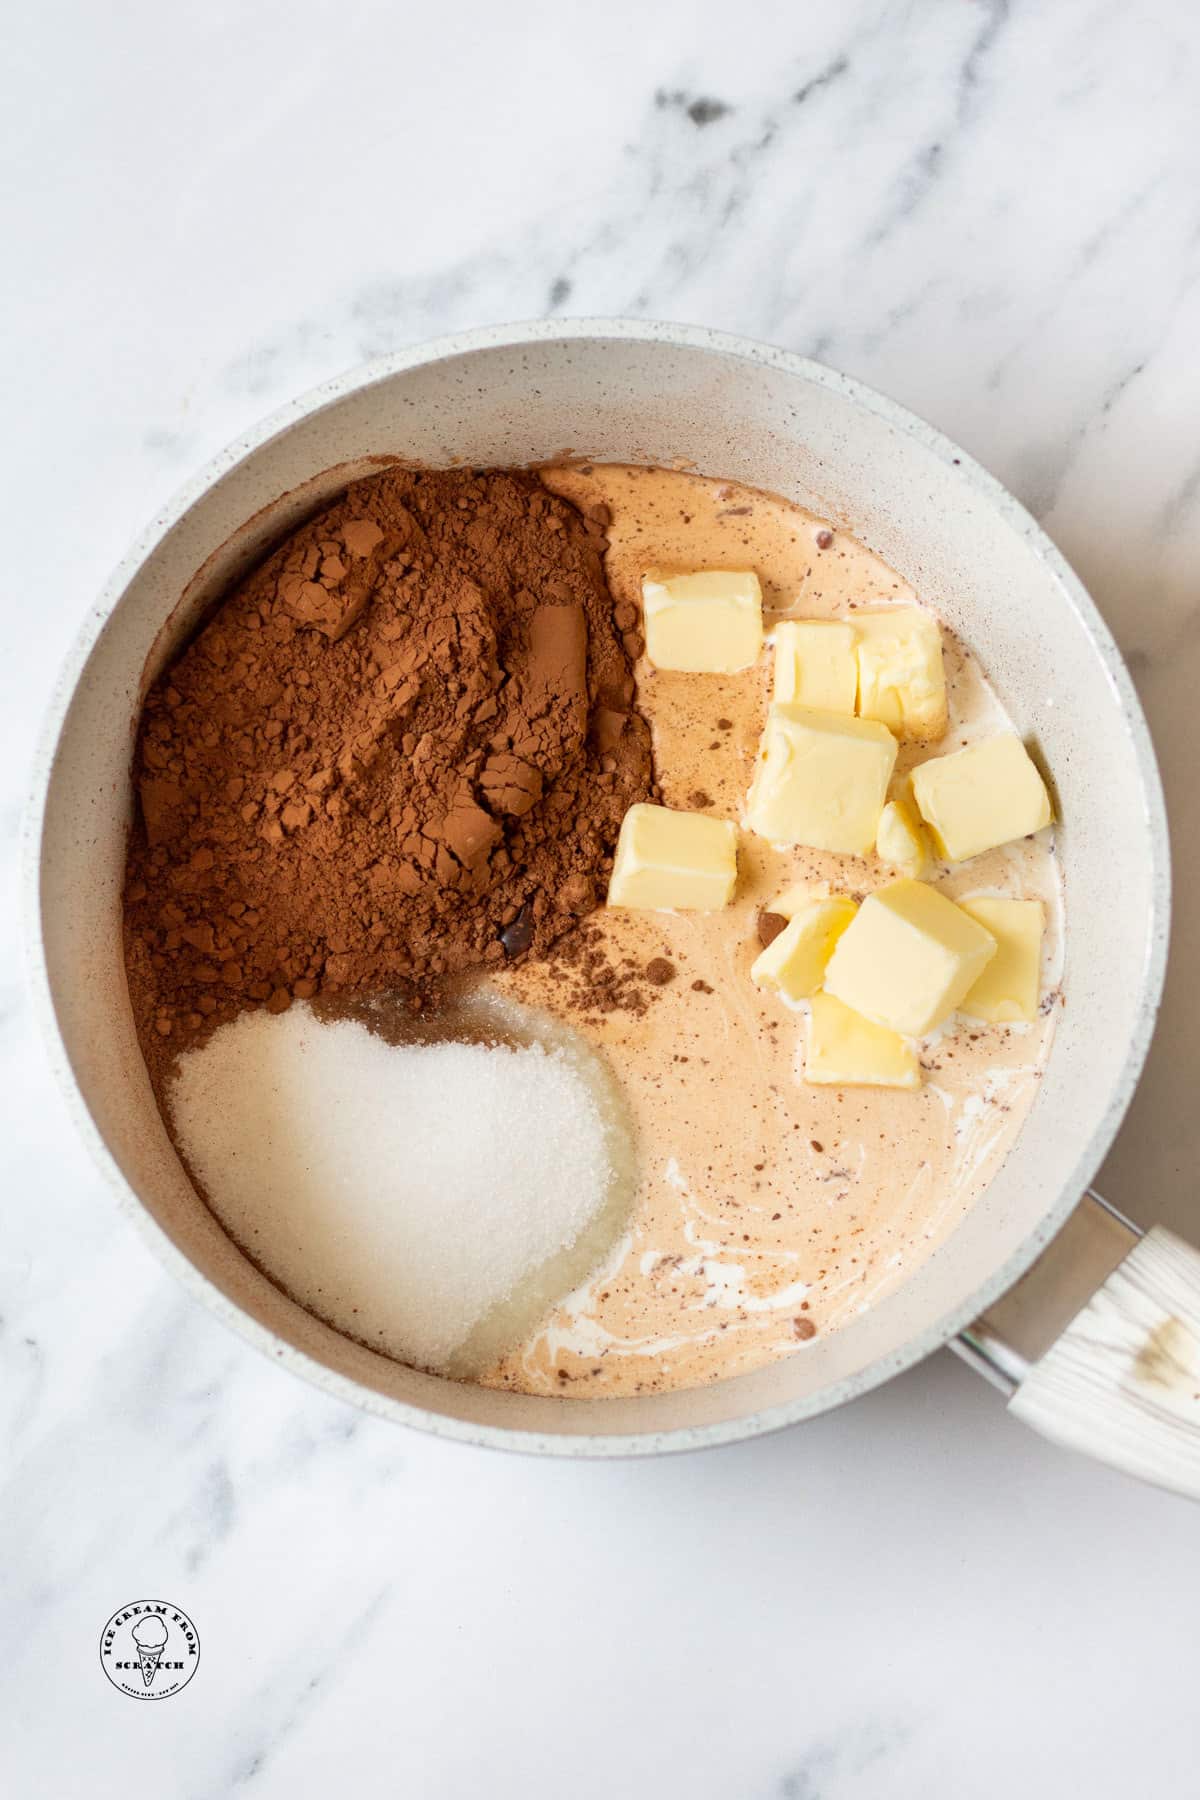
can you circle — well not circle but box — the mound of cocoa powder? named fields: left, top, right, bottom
left=123, top=466, right=654, bottom=1090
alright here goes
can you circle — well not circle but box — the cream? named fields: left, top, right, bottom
left=476, top=463, right=1062, bottom=1399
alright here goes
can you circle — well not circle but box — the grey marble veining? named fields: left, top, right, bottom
left=4, top=1, right=1200, bottom=1794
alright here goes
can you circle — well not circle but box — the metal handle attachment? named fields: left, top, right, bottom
left=954, top=1192, right=1200, bottom=1500
left=955, top=1191, right=1139, bottom=1394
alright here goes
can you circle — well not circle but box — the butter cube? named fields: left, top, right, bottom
left=958, top=897, right=1045, bottom=1022
left=641, top=569, right=763, bottom=673
left=806, top=993, right=920, bottom=1090
left=751, top=896, right=857, bottom=1002
left=876, top=798, right=932, bottom=879
left=772, top=620, right=858, bottom=713
left=607, top=803, right=738, bottom=911
left=764, top=882, right=815, bottom=920
left=823, top=878, right=997, bottom=1035
left=855, top=607, right=948, bottom=741
left=745, top=705, right=898, bottom=855
left=911, top=733, right=1053, bottom=863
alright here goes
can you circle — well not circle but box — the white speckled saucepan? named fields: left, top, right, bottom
left=25, top=321, right=1200, bottom=1495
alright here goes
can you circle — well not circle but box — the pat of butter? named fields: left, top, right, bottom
left=958, top=897, right=1045, bottom=1022
left=607, top=803, right=738, bottom=911
left=806, top=992, right=920, bottom=1090
left=876, top=798, right=931, bottom=879
left=641, top=569, right=763, bottom=673
left=766, top=881, right=829, bottom=919
left=911, top=733, right=1052, bottom=863
left=772, top=620, right=857, bottom=713
left=745, top=705, right=898, bottom=855
left=751, top=896, right=857, bottom=1002
left=855, top=607, right=948, bottom=741
left=823, top=877, right=997, bottom=1035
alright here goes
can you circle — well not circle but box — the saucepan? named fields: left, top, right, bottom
left=25, top=320, right=1200, bottom=1496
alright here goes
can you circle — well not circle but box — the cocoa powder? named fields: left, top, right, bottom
left=123, top=467, right=653, bottom=1089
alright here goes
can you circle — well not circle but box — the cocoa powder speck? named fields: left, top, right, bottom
left=757, top=910, right=788, bottom=948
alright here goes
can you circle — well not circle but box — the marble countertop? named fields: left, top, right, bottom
left=5, top=2, right=1200, bottom=1793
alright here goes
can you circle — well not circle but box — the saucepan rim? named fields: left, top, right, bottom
left=22, top=317, right=1172, bottom=1456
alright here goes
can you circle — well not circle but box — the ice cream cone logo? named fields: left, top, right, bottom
left=100, top=1599, right=200, bottom=1700
left=132, top=1615, right=169, bottom=1687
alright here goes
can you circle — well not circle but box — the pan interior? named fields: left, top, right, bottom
left=31, top=324, right=1166, bottom=1450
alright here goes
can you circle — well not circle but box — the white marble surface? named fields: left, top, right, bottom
left=4, top=2, right=1200, bottom=1793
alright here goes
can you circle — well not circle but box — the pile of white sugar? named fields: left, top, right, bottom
left=168, top=1003, right=619, bottom=1373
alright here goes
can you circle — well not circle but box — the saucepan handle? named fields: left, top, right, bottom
left=955, top=1192, right=1200, bottom=1500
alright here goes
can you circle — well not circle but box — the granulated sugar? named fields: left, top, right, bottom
left=168, top=1002, right=630, bottom=1374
